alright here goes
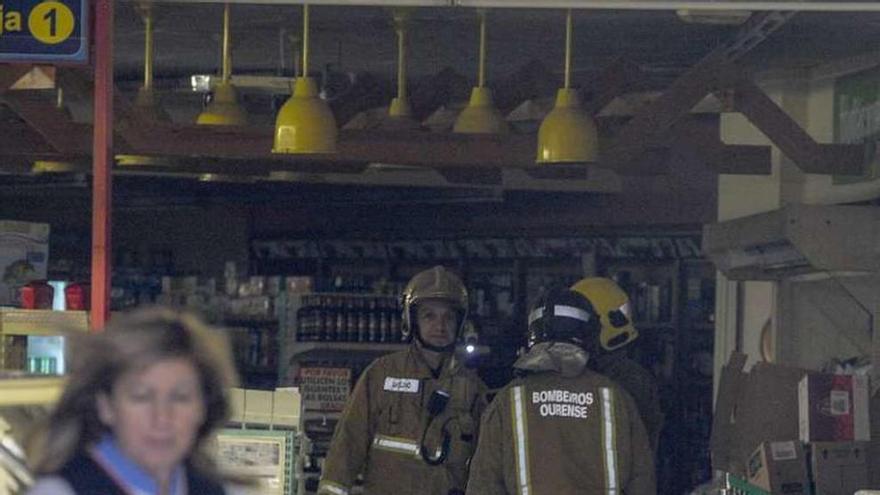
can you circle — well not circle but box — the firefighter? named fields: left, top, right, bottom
left=466, top=287, right=655, bottom=495
left=570, top=277, right=664, bottom=454
left=318, top=266, right=488, bottom=495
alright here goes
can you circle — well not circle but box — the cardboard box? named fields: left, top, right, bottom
left=747, top=441, right=810, bottom=495
left=809, top=442, right=869, bottom=495
left=799, top=373, right=870, bottom=442
left=711, top=353, right=808, bottom=476
left=0, top=221, right=49, bottom=306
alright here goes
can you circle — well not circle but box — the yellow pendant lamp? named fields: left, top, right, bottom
left=132, top=1, right=166, bottom=122
left=454, top=10, right=508, bottom=135
left=197, top=3, right=247, bottom=126
left=536, top=9, right=598, bottom=164
left=388, top=9, right=414, bottom=121
left=273, top=4, right=337, bottom=154
left=118, top=2, right=172, bottom=167
left=32, top=160, right=79, bottom=173
left=32, top=89, right=78, bottom=174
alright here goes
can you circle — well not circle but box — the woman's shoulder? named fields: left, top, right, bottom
left=25, top=476, right=76, bottom=495
left=223, top=481, right=261, bottom=495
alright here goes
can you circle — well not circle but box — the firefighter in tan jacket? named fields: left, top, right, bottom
left=318, top=266, right=488, bottom=495
left=571, top=277, right=664, bottom=455
left=466, top=288, right=656, bottom=495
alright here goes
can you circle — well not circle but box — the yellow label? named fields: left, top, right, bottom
left=28, top=1, right=74, bottom=45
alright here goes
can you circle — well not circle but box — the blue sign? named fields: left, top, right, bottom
left=0, top=0, right=87, bottom=63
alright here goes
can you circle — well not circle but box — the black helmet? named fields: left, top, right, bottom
left=527, top=287, right=601, bottom=350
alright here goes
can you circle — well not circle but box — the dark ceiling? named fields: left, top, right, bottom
left=103, top=3, right=880, bottom=127
left=112, top=5, right=880, bottom=83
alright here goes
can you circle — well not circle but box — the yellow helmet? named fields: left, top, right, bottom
left=569, top=277, right=638, bottom=351
left=401, top=266, right=469, bottom=343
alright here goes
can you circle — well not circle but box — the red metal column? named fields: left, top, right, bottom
left=90, top=0, right=114, bottom=331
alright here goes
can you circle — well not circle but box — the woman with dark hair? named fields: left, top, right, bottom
left=25, top=307, right=247, bottom=495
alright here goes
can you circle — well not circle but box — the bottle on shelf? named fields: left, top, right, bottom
left=316, top=296, right=328, bottom=341
left=378, top=298, right=390, bottom=343
left=329, top=295, right=338, bottom=341
left=367, top=298, right=379, bottom=343
left=345, top=297, right=358, bottom=342
left=357, top=297, right=368, bottom=342
left=334, top=296, right=346, bottom=342
left=296, top=296, right=310, bottom=342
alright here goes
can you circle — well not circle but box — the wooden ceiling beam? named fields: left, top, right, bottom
left=601, top=11, right=794, bottom=174
left=2, top=92, right=91, bottom=154
left=726, top=77, right=863, bottom=175
left=586, top=58, right=645, bottom=116
left=668, top=116, right=772, bottom=175
left=0, top=111, right=770, bottom=177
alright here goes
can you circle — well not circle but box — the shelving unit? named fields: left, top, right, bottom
left=222, top=315, right=281, bottom=390
left=288, top=342, right=407, bottom=361
left=0, top=375, right=65, bottom=407
left=0, top=309, right=89, bottom=336
left=0, top=309, right=89, bottom=373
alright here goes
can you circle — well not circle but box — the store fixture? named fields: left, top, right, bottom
left=704, top=204, right=880, bottom=383
left=535, top=9, right=599, bottom=164
left=0, top=309, right=89, bottom=373
left=273, top=4, right=338, bottom=154
left=196, top=3, right=248, bottom=126
left=453, top=9, right=509, bottom=135
left=703, top=204, right=880, bottom=281
left=278, top=291, right=404, bottom=494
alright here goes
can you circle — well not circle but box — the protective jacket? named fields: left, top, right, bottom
left=593, top=350, right=664, bottom=455
left=466, top=347, right=655, bottom=495
left=319, top=344, right=488, bottom=495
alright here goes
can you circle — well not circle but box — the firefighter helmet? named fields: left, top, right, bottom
left=527, top=287, right=600, bottom=350
left=569, top=277, right=638, bottom=351
left=401, top=266, right=469, bottom=345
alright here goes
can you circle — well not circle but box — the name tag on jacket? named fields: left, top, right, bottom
left=384, top=377, right=420, bottom=393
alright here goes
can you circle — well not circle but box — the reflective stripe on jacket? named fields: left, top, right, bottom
left=594, top=352, right=664, bottom=455
left=319, top=346, right=488, bottom=495
left=466, top=368, right=656, bottom=495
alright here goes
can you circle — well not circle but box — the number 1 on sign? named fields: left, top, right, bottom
left=28, top=1, right=74, bottom=45
left=44, top=7, right=55, bottom=36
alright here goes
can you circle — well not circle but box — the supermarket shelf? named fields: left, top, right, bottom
left=290, top=342, right=407, bottom=360
left=0, top=376, right=65, bottom=406
left=633, top=321, right=675, bottom=330
left=222, top=315, right=279, bottom=327
left=0, top=309, right=89, bottom=336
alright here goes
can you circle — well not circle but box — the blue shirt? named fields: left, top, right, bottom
left=89, top=435, right=187, bottom=495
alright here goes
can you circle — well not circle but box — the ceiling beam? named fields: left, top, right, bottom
left=587, top=58, right=645, bottom=116
left=669, top=118, right=771, bottom=175
left=725, top=77, right=863, bottom=175
left=668, top=116, right=772, bottom=175
left=600, top=11, right=794, bottom=174
left=2, top=92, right=91, bottom=154
left=0, top=104, right=771, bottom=176
left=0, top=123, right=61, bottom=157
